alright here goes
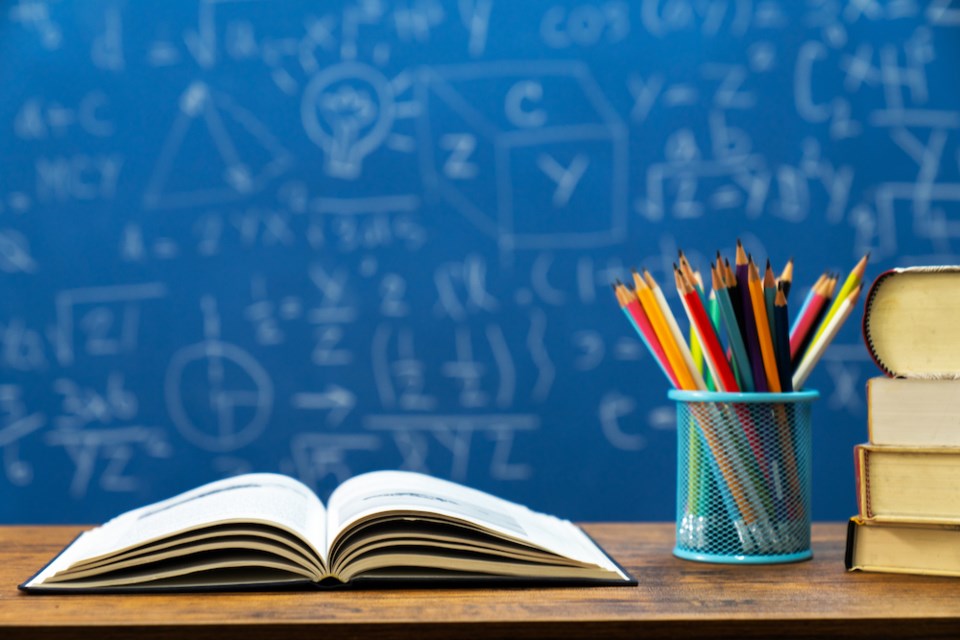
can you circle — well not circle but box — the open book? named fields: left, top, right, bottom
left=21, top=471, right=634, bottom=592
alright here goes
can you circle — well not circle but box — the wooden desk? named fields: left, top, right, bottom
left=2, top=523, right=960, bottom=639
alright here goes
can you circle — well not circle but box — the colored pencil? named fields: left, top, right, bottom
left=690, top=321, right=706, bottom=385
left=736, top=242, right=768, bottom=391
left=773, top=286, right=793, bottom=392
left=723, top=255, right=745, bottom=337
left=763, top=260, right=777, bottom=350
left=712, top=264, right=755, bottom=392
left=791, top=274, right=836, bottom=364
left=790, top=272, right=826, bottom=336
left=614, top=283, right=680, bottom=388
left=642, top=270, right=707, bottom=391
left=707, top=289, right=722, bottom=349
left=678, top=252, right=704, bottom=299
left=633, top=271, right=697, bottom=391
left=793, top=284, right=862, bottom=389
left=808, top=253, right=868, bottom=349
left=778, top=257, right=794, bottom=299
left=748, top=258, right=781, bottom=393
left=676, top=268, right=739, bottom=393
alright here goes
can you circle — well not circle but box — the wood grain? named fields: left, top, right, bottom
left=2, top=523, right=960, bottom=639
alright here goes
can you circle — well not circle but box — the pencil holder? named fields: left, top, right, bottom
left=669, top=390, right=818, bottom=564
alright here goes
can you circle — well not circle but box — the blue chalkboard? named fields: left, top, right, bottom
left=2, top=1, right=959, bottom=524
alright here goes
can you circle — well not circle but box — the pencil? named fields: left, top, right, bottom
left=808, top=253, right=868, bottom=349
left=790, top=272, right=826, bottom=336
left=712, top=264, right=755, bottom=392
left=706, top=289, right=721, bottom=390
left=791, top=274, right=837, bottom=365
left=793, top=284, right=862, bottom=389
left=763, top=260, right=777, bottom=352
left=676, top=267, right=739, bottom=393
left=748, top=258, right=781, bottom=393
left=614, top=283, right=680, bottom=388
left=642, top=269, right=707, bottom=391
left=778, top=257, right=794, bottom=299
left=723, top=255, right=745, bottom=337
left=690, top=321, right=707, bottom=385
left=678, top=252, right=703, bottom=299
left=774, top=286, right=793, bottom=392
left=736, top=242, right=768, bottom=391
left=633, top=271, right=698, bottom=391
left=789, top=275, right=830, bottom=362
left=678, top=258, right=708, bottom=379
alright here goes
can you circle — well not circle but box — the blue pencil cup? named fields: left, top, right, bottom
left=669, top=390, right=819, bottom=564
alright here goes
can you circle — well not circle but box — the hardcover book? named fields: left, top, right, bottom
left=855, top=444, right=960, bottom=524
left=846, top=518, right=960, bottom=578
left=21, top=471, right=635, bottom=592
left=861, top=266, right=960, bottom=378
left=866, top=377, right=960, bottom=446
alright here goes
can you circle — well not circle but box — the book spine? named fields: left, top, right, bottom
left=854, top=445, right=870, bottom=519
left=844, top=518, right=858, bottom=571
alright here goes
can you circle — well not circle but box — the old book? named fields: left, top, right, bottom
left=846, top=518, right=960, bottom=577
left=867, top=377, right=960, bottom=446
left=21, top=471, right=634, bottom=592
left=861, top=266, right=960, bottom=378
left=855, top=444, right=960, bottom=524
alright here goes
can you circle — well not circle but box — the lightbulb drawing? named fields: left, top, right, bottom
left=301, top=62, right=395, bottom=180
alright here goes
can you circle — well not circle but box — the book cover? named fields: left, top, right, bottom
left=846, top=518, right=960, bottom=578
left=855, top=445, right=960, bottom=524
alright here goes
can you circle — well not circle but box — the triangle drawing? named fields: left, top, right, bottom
left=143, top=81, right=292, bottom=210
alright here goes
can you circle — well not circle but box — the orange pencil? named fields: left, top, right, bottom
left=748, top=258, right=781, bottom=393
left=633, top=271, right=697, bottom=391
left=642, top=269, right=706, bottom=390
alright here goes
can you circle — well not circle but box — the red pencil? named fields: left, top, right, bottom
left=615, top=283, right=680, bottom=388
left=675, top=267, right=740, bottom=393
left=789, top=275, right=834, bottom=361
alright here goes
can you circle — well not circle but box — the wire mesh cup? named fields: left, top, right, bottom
left=669, top=390, right=819, bottom=564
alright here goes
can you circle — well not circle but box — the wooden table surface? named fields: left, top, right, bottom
left=3, top=523, right=960, bottom=639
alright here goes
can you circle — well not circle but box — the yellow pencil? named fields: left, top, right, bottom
left=633, top=270, right=697, bottom=391
left=809, top=253, right=868, bottom=348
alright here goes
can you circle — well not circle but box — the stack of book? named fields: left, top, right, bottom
left=846, top=266, right=960, bottom=578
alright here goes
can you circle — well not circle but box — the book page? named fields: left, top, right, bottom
left=30, top=473, right=327, bottom=585
left=326, top=470, right=622, bottom=573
